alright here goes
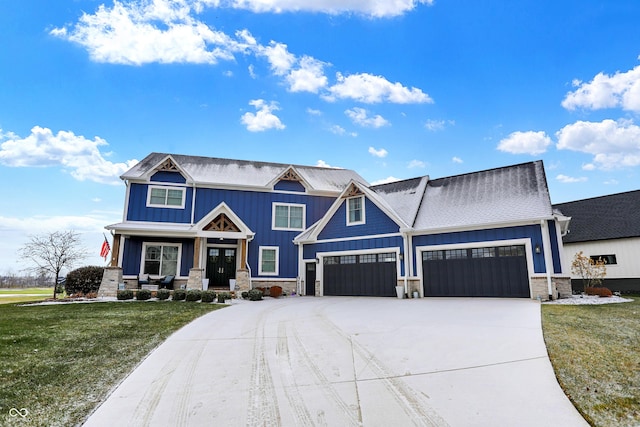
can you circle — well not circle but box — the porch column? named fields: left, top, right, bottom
left=235, top=238, right=250, bottom=293
left=109, top=234, right=121, bottom=267
left=193, top=236, right=202, bottom=269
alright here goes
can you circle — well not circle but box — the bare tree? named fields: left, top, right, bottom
left=20, top=230, right=87, bottom=299
left=571, top=251, right=607, bottom=293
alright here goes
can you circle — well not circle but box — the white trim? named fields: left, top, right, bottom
left=315, top=247, right=402, bottom=296
left=415, top=238, right=535, bottom=299
left=140, top=242, right=183, bottom=276
left=407, top=217, right=556, bottom=236
left=146, top=185, right=186, bottom=209
left=307, top=232, right=403, bottom=244
left=258, top=246, right=279, bottom=276
left=346, top=195, right=366, bottom=226
left=123, top=180, right=131, bottom=222
left=272, top=202, right=306, bottom=231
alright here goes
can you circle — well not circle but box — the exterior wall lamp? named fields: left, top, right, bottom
left=535, top=244, right=541, bottom=254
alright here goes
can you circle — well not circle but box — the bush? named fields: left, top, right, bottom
left=201, top=290, right=216, bottom=303
left=157, top=289, right=171, bottom=300
left=136, top=289, right=152, bottom=300
left=241, top=291, right=249, bottom=299
left=217, top=292, right=231, bottom=303
left=248, top=289, right=263, bottom=301
left=586, top=287, right=613, bottom=297
left=270, top=286, right=283, bottom=298
left=117, top=290, right=134, bottom=300
left=65, top=266, right=105, bottom=295
left=186, top=289, right=202, bottom=302
left=172, top=289, right=186, bottom=301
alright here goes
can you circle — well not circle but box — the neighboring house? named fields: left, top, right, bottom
left=99, top=153, right=571, bottom=300
left=553, top=190, right=640, bottom=293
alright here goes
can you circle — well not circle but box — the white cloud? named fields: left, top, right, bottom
left=371, top=176, right=400, bottom=185
left=240, top=99, right=285, bottom=132
left=0, top=126, right=137, bottom=185
left=324, top=73, right=433, bottom=104
left=345, top=107, right=390, bottom=128
left=452, top=156, right=463, bottom=164
left=248, top=64, right=257, bottom=79
left=286, top=56, right=328, bottom=93
left=259, top=41, right=296, bottom=76
left=556, top=174, right=588, bottom=183
left=555, top=119, right=640, bottom=169
left=306, top=108, right=322, bottom=116
left=581, top=163, right=595, bottom=171
left=223, top=0, right=434, bottom=17
left=604, top=179, right=619, bottom=185
left=368, top=146, right=388, bottom=158
left=497, top=131, right=552, bottom=155
left=424, top=119, right=454, bottom=131
left=329, top=125, right=346, bottom=135
left=407, top=159, right=426, bottom=169
left=562, top=64, right=640, bottom=112
left=315, top=159, right=341, bottom=168
left=51, top=1, right=254, bottom=65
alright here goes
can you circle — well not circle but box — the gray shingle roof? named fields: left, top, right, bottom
left=411, top=161, right=553, bottom=231
left=371, top=176, right=428, bottom=227
left=553, top=190, right=640, bottom=243
left=122, top=153, right=368, bottom=193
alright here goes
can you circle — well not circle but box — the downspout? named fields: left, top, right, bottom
left=402, top=231, right=410, bottom=296
left=246, top=234, right=254, bottom=290
left=541, top=220, right=554, bottom=299
left=296, top=241, right=303, bottom=296
left=190, top=183, right=196, bottom=225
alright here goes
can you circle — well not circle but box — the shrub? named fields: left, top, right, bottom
left=186, top=289, right=202, bottom=302
left=84, top=292, right=98, bottom=299
left=201, top=290, right=216, bottom=303
left=173, top=289, right=186, bottom=301
left=586, top=287, right=613, bottom=297
left=248, top=289, right=263, bottom=301
left=217, top=292, right=231, bottom=303
left=136, top=289, right=152, bottom=300
left=65, top=266, right=105, bottom=295
left=117, top=290, right=134, bottom=300
left=241, top=291, right=249, bottom=299
left=157, top=289, right=171, bottom=300
left=270, top=286, right=283, bottom=298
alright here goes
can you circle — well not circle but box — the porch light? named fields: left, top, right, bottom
left=535, top=244, right=541, bottom=254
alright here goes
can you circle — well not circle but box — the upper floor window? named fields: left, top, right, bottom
left=272, top=203, right=305, bottom=231
left=143, top=243, right=180, bottom=276
left=347, top=196, right=365, bottom=225
left=147, top=186, right=185, bottom=209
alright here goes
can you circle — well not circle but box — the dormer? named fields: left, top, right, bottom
left=145, top=155, right=192, bottom=184
left=271, top=166, right=308, bottom=193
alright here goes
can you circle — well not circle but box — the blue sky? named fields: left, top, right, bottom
left=1, top=0, right=639, bottom=274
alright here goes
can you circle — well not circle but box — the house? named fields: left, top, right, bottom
left=99, top=153, right=571, bottom=300
left=553, top=190, right=640, bottom=294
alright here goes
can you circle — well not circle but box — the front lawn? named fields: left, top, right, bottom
left=0, top=301, right=224, bottom=426
left=542, top=297, right=640, bottom=426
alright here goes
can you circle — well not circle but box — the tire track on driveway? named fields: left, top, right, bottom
left=315, top=303, right=449, bottom=427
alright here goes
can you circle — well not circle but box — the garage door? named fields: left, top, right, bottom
left=324, top=252, right=397, bottom=296
left=422, top=245, right=529, bottom=298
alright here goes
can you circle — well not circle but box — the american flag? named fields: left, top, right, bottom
left=100, top=236, right=111, bottom=261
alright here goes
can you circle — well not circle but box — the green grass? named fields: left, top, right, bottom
left=0, top=301, right=225, bottom=427
left=0, top=288, right=54, bottom=304
left=542, top=296, right=640, bottom=427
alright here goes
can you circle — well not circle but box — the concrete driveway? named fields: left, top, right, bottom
left=84, top=297, right=587, bottom=427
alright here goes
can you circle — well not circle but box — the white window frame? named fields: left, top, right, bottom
left=346, top=195, right=365, bottom=226
left=258, top=246, right=279, bottom=276
left=147, top=185, right=186, bottom=209
left=272, top=202, right=306, bottom=231
left=140, top=242, right=182, bottom=277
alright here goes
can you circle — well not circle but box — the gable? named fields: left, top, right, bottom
left=318, top=197, right=401, bottom=240
left=202, top=213, right=240, bottom=232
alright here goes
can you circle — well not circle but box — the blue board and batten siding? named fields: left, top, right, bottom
left=150, top=171, right=187, bottom=184
left=318, top=198, right=400, bottom=240
left=123, top=181, right=336, bottom=278
left=127, top=183, right=193, bottom=223
left=547, top=220, right=562, bottom=274
left=411, top=223, right=563, bottom=274
left=122, top=236, right=194, bottom=277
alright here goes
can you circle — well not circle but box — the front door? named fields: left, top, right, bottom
left=206, top=248, right=236, bottom=288
left=305, top=262, right=316, bottom=296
